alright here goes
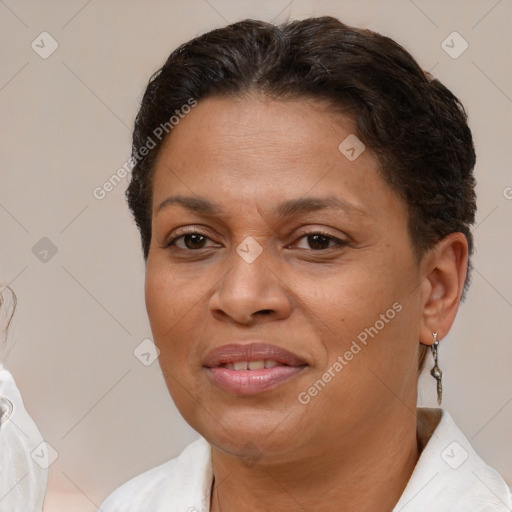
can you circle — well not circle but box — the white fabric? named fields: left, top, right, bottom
left=0, top=365, right=48, bottom=512
left=100, top=407, right=512, bottom=512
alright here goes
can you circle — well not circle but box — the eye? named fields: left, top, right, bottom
left=165, top=230, right=215, bottom=250
left=293, top=231, right=347, bottom=251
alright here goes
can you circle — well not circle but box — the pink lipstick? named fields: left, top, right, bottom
left=203, top=343, right=307, bottom=395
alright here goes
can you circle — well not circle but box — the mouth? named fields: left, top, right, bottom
left=203, top=342, right=308, bottom=395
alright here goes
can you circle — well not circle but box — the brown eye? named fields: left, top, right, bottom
left=181, top=234, right=207, bottom=249
left=306, top=234, right=332, bottom=250
left=294, top=231, right=346, bottom=251
left=166, top=231, right=212, bottom=250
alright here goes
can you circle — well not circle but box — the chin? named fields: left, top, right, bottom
left=189, top=404, right=310, bottom=461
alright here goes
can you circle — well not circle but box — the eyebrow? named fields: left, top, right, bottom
left=156, top=194, right=367, bottom=218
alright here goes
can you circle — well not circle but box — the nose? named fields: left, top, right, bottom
left=209, top=245, right=293, bottom=326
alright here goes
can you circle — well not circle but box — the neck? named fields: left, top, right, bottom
left=209, top=407, right=420, bottom=512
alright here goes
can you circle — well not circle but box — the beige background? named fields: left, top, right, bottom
left=1, top=0, right=511, bottom=510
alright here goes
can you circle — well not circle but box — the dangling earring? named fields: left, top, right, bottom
left=430, top=332, right=442, bottom=406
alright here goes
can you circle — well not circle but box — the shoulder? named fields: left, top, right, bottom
left=100, top=436, right=213, bottom=512
left=394, top=408, right=512, bottom=511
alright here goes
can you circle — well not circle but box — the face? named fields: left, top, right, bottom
left=145, top=94, right=427, bottom=462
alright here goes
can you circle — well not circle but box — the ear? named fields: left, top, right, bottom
left=419, top=232, right=468, bottom=345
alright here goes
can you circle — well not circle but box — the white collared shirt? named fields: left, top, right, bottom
left=100, top=408, right=511, bottom=511
left=0, top=365, right=48, bottom=512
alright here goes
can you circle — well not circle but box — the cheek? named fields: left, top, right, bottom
left=145, top=258, right=197, bottom=335
left=309, top=249, right=419, bottom=365
left=144, top=258, right=218, bottom=372
left=144, top=268, right=169, bottom=337
left=144, top=264, right=203, bottom=409
left=305, top=262, right=396, bottom=331
left=144, top=263, right=193, bottom=376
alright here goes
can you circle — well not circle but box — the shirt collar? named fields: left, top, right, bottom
left=392, top=407, right=511, bottom=511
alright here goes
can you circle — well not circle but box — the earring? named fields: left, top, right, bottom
left=430, top=332, right=443, bottom=406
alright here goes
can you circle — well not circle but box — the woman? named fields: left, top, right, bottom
left=100, top=16, right=511, bottom=511
left=0, top=287, right=48, bottom=511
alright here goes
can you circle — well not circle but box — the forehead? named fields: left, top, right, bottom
left=154, top=94, right=361, bottom=170
left=150, top=95, right=403, bottom=222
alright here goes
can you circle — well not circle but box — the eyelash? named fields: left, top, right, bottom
left=164, top=228, right=347, bottom=252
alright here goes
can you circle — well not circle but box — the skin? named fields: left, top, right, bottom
left=145, top=94, right=468, bottom=512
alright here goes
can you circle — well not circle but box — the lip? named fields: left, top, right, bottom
left=203, top=342, right=307, bottom=367
left=203, top=342, right=308, bottom=395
